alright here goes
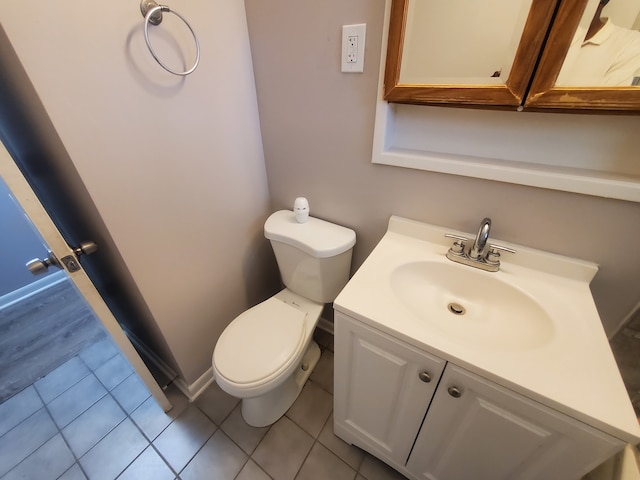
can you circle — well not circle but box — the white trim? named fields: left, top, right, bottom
left=610, top=299, right=640, bottom=339
left=122, top=327, right=178, bottom=387
left=0, top=270, right=67, bottom=311
left=317, top=316, right=334, bottom=335
left=173, top=367, right=215, bottom=402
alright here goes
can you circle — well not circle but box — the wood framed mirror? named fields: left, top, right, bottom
left=384, top=0, right=640, bottom=112
left=526, top=0, right=640, bottom=111
left=383, top=0, right=559, bottom=107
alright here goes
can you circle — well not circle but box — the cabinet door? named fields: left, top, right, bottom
left=334, top=312, right=446, bottom=466
left=406, top=364, right=623, bottom=480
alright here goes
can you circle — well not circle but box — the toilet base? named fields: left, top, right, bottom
left=241, top=340, right=321, bottom=427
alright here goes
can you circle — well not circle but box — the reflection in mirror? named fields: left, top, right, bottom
left=399, top=0, right=534, bottom=85
left=556, top=0, right=640, bottom=86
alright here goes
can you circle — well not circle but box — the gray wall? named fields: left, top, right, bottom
left=245, top=0, right=640, bottom=336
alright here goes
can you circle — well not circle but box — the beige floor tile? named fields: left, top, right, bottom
left=359, top=453, right=409, bottom=480
left=235, top=459, right=272, bottom=480
left=310, top=349, right=334, bottom=394
left=318, top=414, right=364, bottom=470
left=180, top=430, right=247, bottom=480
left=130, top=387, right=189, bottom=442
left=79, top=419, right=148, bottom=480
left=221, top=404, right=270, bottom=454
left=117, top=445, right=174, bottom=480
left=296, top=442, right=357, bottom=480
left=252, top=416, right=314, bottom=480
left=286, top=381, right=333, bottom=438
left=152, top=406, right=216, bottom=472
left=195, top=381, right=240, bottom=425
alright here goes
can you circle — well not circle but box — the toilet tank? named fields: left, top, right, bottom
left=264, top=210, right=356, bottom=303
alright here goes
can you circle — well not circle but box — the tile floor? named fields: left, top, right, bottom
left=0, top=330, right=408, bottom=480
left=610, top=310, right=640, bottom=418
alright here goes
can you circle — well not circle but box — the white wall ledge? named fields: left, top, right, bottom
left=372, top=0, right=640, bottom=204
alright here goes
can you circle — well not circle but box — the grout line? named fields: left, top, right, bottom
left=148, top=402, right=221, bottom=478
left=4, top=331, right=370, bottom=480
left=148, top=442, right=180, bottom=478
left=111, top=441, right=156, bottom=480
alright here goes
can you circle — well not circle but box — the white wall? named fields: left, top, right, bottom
left=0, top=0, right=273, bottom=385
left=603, top=0, right=640, bottom=29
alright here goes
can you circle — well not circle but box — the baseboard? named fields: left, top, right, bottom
left=172, top=367, right=215, bottom=402
left=0, top=270, right=67, bottom=311
left=122, top=327, right=178, bottom=389
left=317, top=316, right=334, bottom=335
left=610, top=300, right=640, bottom=339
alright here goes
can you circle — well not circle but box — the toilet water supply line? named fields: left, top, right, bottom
left=139, top=0, right=200, bottom=76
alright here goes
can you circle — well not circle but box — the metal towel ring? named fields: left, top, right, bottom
left=141, top=0, right=200, bottom=76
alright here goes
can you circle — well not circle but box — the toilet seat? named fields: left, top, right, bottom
left=213, top=297, right=306, bottom=387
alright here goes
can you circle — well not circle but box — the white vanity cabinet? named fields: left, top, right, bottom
left=334, top=312, right=624, bottom=480
left=407, top=363, right=622, bottom=480
left=333, top=312, right=446, bottom=468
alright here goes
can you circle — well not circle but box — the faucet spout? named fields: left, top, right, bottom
left=445, top=217, right=514, bottom=272
left=470, top=217, right=491, bottom=260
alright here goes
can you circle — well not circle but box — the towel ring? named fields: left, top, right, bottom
left=141, top=1, right=200, bottom=76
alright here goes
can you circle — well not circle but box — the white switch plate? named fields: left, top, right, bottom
left=341, top=24, right=366, bottom=73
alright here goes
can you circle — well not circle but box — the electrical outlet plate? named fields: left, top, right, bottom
left=341, top=23, right=366, bottom=73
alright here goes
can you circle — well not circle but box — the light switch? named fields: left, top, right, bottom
left=341, top=24, right=366, bottom=73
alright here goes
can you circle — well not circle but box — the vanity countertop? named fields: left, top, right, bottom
left=334, top=216, right=640, bottom=444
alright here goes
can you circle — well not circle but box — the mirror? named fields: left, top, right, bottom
left=527, top=0, right=640, bottom=110
left=399, top=0, right=534, bottom=86
left=385, top=0, right=640, bottom=112
left=384, top=0, right=558, bottom=107
left=555, top=0, right=640, bottom=86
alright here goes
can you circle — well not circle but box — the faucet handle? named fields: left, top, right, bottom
left=444, top=234, right=469, bottom=255
left=486, top=244, right=516, bottom=265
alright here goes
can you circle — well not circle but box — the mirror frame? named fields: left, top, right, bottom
left=383, top=0, right=559, bottom=107
left=525, top=0, right=640, bottom=111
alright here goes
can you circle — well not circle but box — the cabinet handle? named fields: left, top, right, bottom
left=418, top=371, right=431, bottom=383
left=448, top=386, right=462, bottom=398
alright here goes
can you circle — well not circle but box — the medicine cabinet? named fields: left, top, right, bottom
left=384, top=0, right=640, bottom=112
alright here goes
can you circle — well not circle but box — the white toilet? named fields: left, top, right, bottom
left=212, top=209, right=356, bottom=427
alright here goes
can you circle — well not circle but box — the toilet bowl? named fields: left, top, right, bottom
left=213, top=289, right=323, bottom=426
left=212, top=208, right=355, bottom=427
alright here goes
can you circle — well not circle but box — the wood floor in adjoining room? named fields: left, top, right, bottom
left=0, top=278, right=106, bottom=404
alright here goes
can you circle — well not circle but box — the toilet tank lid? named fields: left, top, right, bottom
left=264, top=210, right=356, bottom=258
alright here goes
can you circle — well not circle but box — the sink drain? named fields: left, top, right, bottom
left=448, top=303, right=466, bottom=315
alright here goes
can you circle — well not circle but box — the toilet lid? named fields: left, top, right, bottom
left=214, top=297, right=306, bottom=385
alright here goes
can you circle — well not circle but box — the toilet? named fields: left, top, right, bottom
left=212, top=208, right=356, bottom=427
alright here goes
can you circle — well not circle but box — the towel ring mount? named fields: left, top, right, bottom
left=140, top=0, right=200, bottom=76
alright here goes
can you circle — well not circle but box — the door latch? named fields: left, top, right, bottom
left=26, top=241, right=98, bottom=275
left=60, top=255, right=81, bottom=273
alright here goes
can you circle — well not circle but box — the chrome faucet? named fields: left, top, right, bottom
left=445, top=217, right=515, bottom=272
left=469, top=217, right=491, bottom=260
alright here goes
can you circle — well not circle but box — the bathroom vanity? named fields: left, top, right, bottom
left=333, top=216, right=640, bottom=480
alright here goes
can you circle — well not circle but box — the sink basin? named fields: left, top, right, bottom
left=390, top=261, right=555, bottom=351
